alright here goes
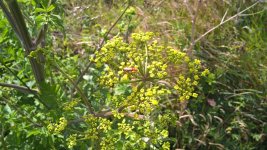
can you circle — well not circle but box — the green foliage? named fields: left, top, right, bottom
left=194, top=1, right=267, bottom=149
left=0, top=2, right=208, bottom=147
left=0, top=0, right=266, bottom=149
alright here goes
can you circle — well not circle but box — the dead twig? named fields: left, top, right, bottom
left=194, top=1, right=260, bottom=44
left=184, top=0, right=202, bottom=56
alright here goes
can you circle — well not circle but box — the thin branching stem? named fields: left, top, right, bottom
left=72, top=4, right=130, bottom=92
left=194, top=1, right=260, bottom=44
left=51, top=64, right=95, bottom=115
left=185, top=0, right=202, bottom=56
left=0, top=60, right=50, bottom=109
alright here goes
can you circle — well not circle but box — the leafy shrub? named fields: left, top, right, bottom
left=1, top=0, right=266, bottom=149
left=0, top=4, right=210, bottom=147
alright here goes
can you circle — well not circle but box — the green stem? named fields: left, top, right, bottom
left=52, top=64, right=95, bottom=115
left=7, top=0, right=33, bottom=50
left=0, top=0, right=46, bottom=88
left=1, top=60, right=50, bottom=109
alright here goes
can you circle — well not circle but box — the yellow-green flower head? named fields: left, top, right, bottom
left=201, top=69, right=210, bottom=76
left=92, top=31, right=208, bottom=109
left=131, top=32, right=154, bottom=42
left=125, top=6, right=136, bottom=17
left=63, top=99, right=80, bottom=111
left=47, top=117, right=68, bottom=134
left=66, top=134, right=77, bottom=149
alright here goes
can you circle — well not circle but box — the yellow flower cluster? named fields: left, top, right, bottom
left=98, top=118, right=112, bottom=133
left=83, top=114, right=99, bottom=139
left=99, top=66, right=119, bottom=87
left=47, top=117, right=67, bottom=134
left=131, top=32, right=154, bottom=42
left=63, top=99, right=80, bottom=111
left=92, top=32, right=211, bottom=115
left=166, top=47, right=187, bottom=64
left=162, top=142, right=171, bottom=150
left=125, top=87, right=170, bottom=114
left=118, top=119, right=134, bottom=136
left=147, top=61, right=168, bottom=78
left=80, top=113, right=172, bottom=149
left=166, top=56, right=203, bottom=101
left=125, top=6, right=136, bottom=18
left=100, top=136, right=116, bottom=150
left=93, top=37, right=128, bottom=68
left=94, top=32, right=169, bottom=88
left=141, top=120, right=169, bottom=144
left=82, top=114, right=113, bottom=140
left=84, top=128, right=98, bottom=140
left=66, top=134, right=77, bottom=149
left=174, top=75, right=199, bottom=101
left=160, top=130, right=169, bottom=138
left=201, top=68, right=210, bottom=76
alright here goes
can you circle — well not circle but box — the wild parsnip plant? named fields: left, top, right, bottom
left=1, top=0, right=266, bottom=149
left=0, top=2, right=211, bottom=147
left=55, top=32, right=210, bottom=149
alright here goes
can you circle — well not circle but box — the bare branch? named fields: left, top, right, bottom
left=194, top=1, right=260, bottom=44
left=220, top=9, right=229, bottom=24
left=185, top=0, right=202, bottom=56
left=0, top=83, right=38, bottom=94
